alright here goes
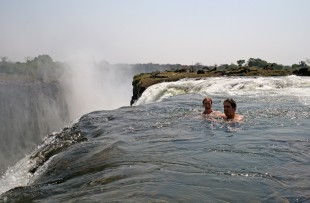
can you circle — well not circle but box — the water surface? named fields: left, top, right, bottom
left=1, top=76, right=309, bottom=202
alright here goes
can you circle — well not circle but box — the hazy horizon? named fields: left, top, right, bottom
left=1, top=0, right=310, bottom=66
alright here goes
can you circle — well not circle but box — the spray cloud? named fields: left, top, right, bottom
left=60, top=53, right=135, bottom=120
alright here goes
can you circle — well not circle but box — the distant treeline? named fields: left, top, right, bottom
left=1, top=55, right=309, bottom=79
left=0, top=55, right=64, bottom=82
left=133, top=58, right=309, bottom=73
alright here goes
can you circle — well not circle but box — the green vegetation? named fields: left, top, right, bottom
left=0, top=55, right=64, bottom=82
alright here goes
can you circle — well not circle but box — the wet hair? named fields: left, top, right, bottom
left=223, top=98, right=237, bottom=109
left=203, top=97, right=212, bottom=104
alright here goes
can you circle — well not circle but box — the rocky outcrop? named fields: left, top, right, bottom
left=130, top=73, right=164, bottom=105
left=130, top=78, right=146, bottom=106
left=293, top=68, right=310, bottom=76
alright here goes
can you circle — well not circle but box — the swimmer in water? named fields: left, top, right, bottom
left=202, top=97, right=222, bottom=117
left=221, top=98, right=243, bottom=122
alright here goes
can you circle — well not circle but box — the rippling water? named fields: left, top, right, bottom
left=1, top=76, right=310, bottom=202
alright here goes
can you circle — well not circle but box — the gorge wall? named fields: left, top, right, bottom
left=0, top=74, right=69, bottom=174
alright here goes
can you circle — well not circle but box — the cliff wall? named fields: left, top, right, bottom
left=0, top=74, right=69, bottom=174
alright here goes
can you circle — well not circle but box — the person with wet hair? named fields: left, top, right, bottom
left=202, top=97, right=222, bottom=116
left=222, top=98, right=243, bottom=122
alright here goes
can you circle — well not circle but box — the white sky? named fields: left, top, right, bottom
left=0, top=0, right=309, bottom=65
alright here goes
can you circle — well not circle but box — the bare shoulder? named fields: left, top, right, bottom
left=222, top=114, right=244, bottom=123
left=210, top=111, right=224, bottom=117
left=234, top=114, right=244, bottom=122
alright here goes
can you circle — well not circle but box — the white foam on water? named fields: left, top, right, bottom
left=0, top=113, right=83, bottom=195
left=134, top=76, right=310, bottom=105
left=0, top=128, right=67, bottom=195
left=0, top=153, right=56, bottom=195
left=0, top=155, right=33, bottom=194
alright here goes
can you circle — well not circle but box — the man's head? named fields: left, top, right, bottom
left=203, top=97, right=212, bottom=109
left=223, top=98, right=236, bottom=118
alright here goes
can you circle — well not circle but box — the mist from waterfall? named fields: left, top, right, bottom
left=0, top=56, right=139, bottom=175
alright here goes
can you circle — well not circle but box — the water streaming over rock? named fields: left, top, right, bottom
left=1, top=76, right=310, bottom=202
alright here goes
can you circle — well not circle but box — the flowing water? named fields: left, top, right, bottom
left=0, top=76, right=309, bottom=202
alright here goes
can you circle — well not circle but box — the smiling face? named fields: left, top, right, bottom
left=223, top=101, right=236, bottom=118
